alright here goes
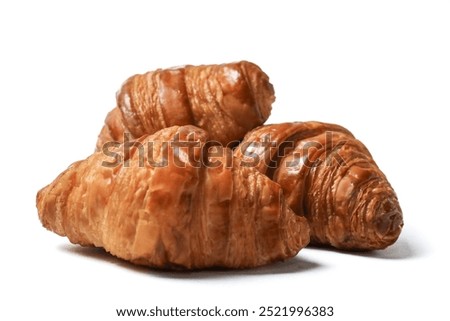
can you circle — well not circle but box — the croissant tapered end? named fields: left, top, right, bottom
left=96, top=107, right=129, bottom=151
left=236, top=61, right=275, bottom=124
left=37, top=186, right=57, bottom=234
left=235, top=121, right=403, bottom=251
left=282, top=205, right=310, bottom=258
left=36, top=161, right=80, bottom=238
left=38, top=125, right=309, bottom=270
left=36, top=186, right=52, bottom=231
left=366, top=188, right=403, bottom=249
left=327, top=165, right=403, bottom=250
left=306, top=131, right=404, bottom=251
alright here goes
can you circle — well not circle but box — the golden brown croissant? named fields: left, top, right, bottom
left=37, top=125, right=309, bottom=269
left=96, top=61, right=275, bottom=150
left=234, top=122, right=403, bottom=250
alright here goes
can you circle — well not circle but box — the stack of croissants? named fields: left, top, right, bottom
left=36, top=61, right=403, bottom=270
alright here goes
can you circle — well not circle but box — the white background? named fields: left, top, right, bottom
left=1, top=0, right=449, bottom=320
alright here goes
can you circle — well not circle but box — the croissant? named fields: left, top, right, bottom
left=96, top=61, right=275, bottom=150
left=234, top=122, right=403, bottom=250
left=37, top=125, right=309, bottom=269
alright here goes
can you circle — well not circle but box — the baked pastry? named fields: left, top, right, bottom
left=235, top=121, right=403, bottom=250
left=37, top=125, right=309, bottom=269
left=96, top=61, right=275, bottom=149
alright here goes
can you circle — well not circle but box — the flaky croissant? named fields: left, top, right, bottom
left=37, top=125, right=309, bottom=269
left=96, top=61, right=275, bottom=150
left=234, top=122, right=403, bottom=250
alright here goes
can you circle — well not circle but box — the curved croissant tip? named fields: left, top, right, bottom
left=373, top=198, right=404, bottom=245
left=333, top=182, right=404, bottom=251
left=286, top=213, right=310, bottom=255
